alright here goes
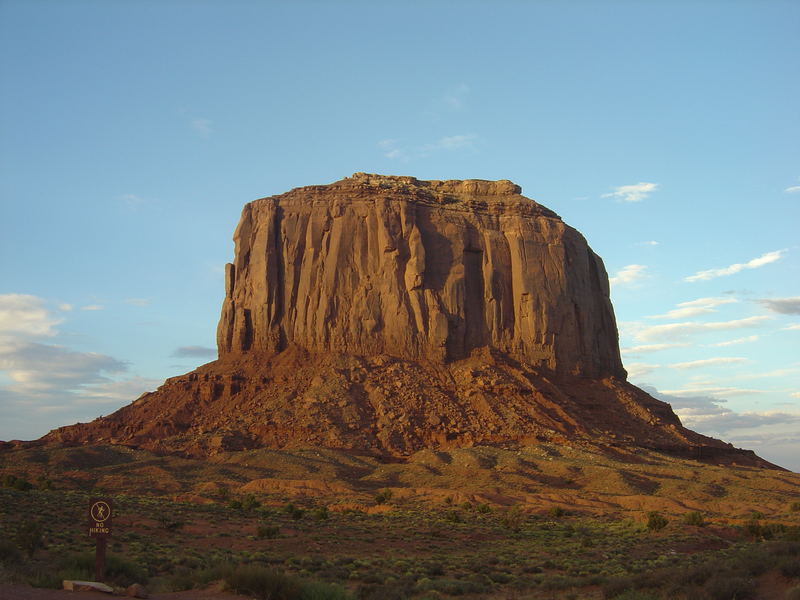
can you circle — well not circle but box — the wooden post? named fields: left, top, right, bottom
left=95, top=536, right=107, bottom=582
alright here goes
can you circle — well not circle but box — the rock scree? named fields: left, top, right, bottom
left=40, top=174, right=775, bottom=467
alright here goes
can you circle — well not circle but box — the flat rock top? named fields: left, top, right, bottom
left=254, top=173, right=559, bottom=218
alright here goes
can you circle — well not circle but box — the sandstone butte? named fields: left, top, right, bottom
left=40, top=174, right=776, bottom=467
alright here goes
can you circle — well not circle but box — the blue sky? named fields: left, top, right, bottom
left=1, top=1, right=798, bottom=470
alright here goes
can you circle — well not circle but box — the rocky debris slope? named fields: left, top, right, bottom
left=40, top=174, right=771, bottom=467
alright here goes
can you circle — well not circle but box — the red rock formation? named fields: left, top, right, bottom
left=217, top=173, right=623, bottom=378
left=40, top=174, right=771, bottom=467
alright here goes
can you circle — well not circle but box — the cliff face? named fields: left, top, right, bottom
left=39, top=174, right=771, bottom=467
left=217, top=173, right=624, bottom=378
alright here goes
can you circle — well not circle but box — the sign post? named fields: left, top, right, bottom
left=88, top=498, right=113, bottom=582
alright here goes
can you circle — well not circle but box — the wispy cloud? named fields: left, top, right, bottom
left=422, top=134, right=478, bottom=153
left=707, top=335, right=759, bottom=347
left=785, top=324, right=800, bottom=331
left=625, top=362, right=660, bottom=378
left=609, top=264, right=648, bottom=287
left=442, top=84, right=470, bottom=111
left=191, top=118, right=213, bottom=137
left=81, top=305, right=105, bottom=311
left=758, top=297, right=800, bottom=315
left=379, top=133, right=479, bottom=160
left=621, top=342, right=690, bottom=355
left=172, top=345, right=217, bottom=358
left=684, top=249, right=786, bottom=282
left=637, top=240, right=659, bottom=247
left=648, top=297, right=737, bottom=320
left=602, top=182, right=658, bottom=203
left=124, top=298, right=151, bottom=307
left=670, top=357, right=748, bottom=370
left=785, top=179, right=800, bottom=194
left=632, top=315, right=771, bottom=342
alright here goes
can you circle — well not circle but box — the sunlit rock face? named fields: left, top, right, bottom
left=217, top=173, right=625, bottom=379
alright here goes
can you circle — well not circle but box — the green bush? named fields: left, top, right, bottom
left=312, top=507, right=329, bottom=521
left=791, top=502, right=800, bottom=513
left=500, top=506, right=524, bottom=532
left=548, top=506, right=566, bottom=518
left=683, top=511, right=705, bottom=527
left=646, top=512, right=668, bottom=532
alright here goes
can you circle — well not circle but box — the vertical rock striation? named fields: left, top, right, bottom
left=217, top=173, right=625, bottom=378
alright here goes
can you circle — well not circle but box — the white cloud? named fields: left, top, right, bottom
left=659, top=385, right=763, bottom=397
left=785, top=324, right=800, bottom=331
left=637, top=240, right=659, bottom=247
left=609, top=264, right=648, bottom=287
left=191, top=118, right=213, bottom=136
left=601, top=182, right=658, bottom=203
left=785, top=185, right=800, bottom=194
left=81, top=305, right=105, bottom=311
left=791, top=392, right=800, bottom=399
left=633, top=315, right=771, bottom=342
left=625, top=362, right=660, bottom=378
left=758, top=297, right=800, bottom=315
left=648, top=297, right=737, bottom=320
left=707, top=335, right=759, bottom=347
left=442, top=83, right=470, bottom=110
left=380, top=133, right=479, bottom=160
left=621, top=342, right=690, bottom=354
left=684, top=249, right=786, bottom=282
left=124, top=298, right=151, bottom=307
left=670, top=357, right=748, bottom=370
left=0, top=294, right=62, bottom=338
left=423, top=134, right=478, bottom=153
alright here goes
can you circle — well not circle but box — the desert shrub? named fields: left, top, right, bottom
left=282, top=502, right=305, bottom=520
left=241, top=493, right=261, bottom=511
left=791, top=502, right=800, bottom=513
left=475, top=503, right=491, bottom=514
left=1, top=474, right=33, bottom=491
left=683, top=511, right=705, bottom=527
left=445, top=510, right=462, bottom=523
left=224, top=565, right=301, bottom=600
left=548, top=506, right=566, bottom=518
left=15, top=521, right=44, bottom=558
left=57, top=552, right=147, bottom=587
left=312, top=507, right=329, bottom=521
left=500, top=505, right=525, bottom=532
left=374, top=489, right=392, bottom=504
left=301, top=580, right=352, bottom=600
left=703, top=574, right=756, bottom=600
left=257, top=524, right=280, bottom=539
left=646, top=512, right=668, bottom=532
